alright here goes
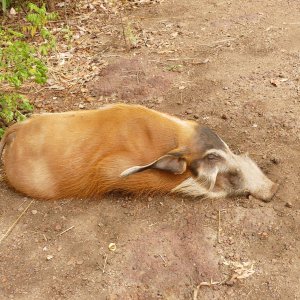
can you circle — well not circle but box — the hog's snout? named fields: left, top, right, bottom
left=251, top=181, right=279, bottom=202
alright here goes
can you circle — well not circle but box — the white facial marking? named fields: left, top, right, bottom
left=207, top=167, right=218, bottom=191
left=234, top=155, right=273, bottom=194
left=172, top=177, right=207, bottom=197
left=172, top=177, right=227, bottom=199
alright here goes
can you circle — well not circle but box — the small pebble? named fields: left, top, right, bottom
left=108, top=243, right=117, bottom=252
left=32, top=210, right=38, bottom=215
left=46, top=255, right=53, bottom=261
left=259, top=232, right=268, bottom=239
left=55, top=224, right=62, bottom=231
left=9, top=7, right=17, bottom=15
left=285, top=202, right=292, bottom=208
left=186, top=109, right=193, bottom=114
left=271, top=157, right=280, bottom=165
left=78, top=103, right=85, bottom=109
left=77, top=260, right=84, bottom=265
left=85, top=97, right=95, bottom=103
left=225, top=280, right=235, bottom=286
left=228, top=237, right=234, bottom=245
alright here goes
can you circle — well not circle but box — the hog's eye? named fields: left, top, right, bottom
left=206, top=153, right=221, bottom=160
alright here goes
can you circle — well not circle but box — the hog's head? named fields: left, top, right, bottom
left=186, top=127, right=278, bottom=201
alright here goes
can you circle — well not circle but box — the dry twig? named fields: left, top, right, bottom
left=193, top=279, right=223, bottom=299
left=57, top=225, right=75, bottom=236
left=218, top=210, right=221, bottom=243
left=102, top=254, right=108, bottom=274
left=159, top=254, right=167, bottom=266
left=218, top=209, right=226, bottom=243
left=0, top=200, right=34, bottom=244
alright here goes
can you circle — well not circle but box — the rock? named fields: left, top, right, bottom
left=55, top=224, right=62, bottom=231
left=10, top=7, right=17, bottom=15
left=285, top=202, right=292, bottom=208
left=32, top=210, right=38, bottom=215
left=186, top=109, right=193, bottom=114
left=225, top=279, right=235, bottom=286
left=271, top=157, right=280, bottom=165
left=259, top=232, right=268, bottom=239
left=108, top=243, right=117, bottom=252
left=270, top=78, right=280, bottom=87
left=85, top=97, right=95, bottom=103
left=46, top=255, right=53, bottom=261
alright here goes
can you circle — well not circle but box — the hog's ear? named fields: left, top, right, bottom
left=120, top=150, right=187, bottom=177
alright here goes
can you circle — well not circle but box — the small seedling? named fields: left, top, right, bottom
left=0, top=94, right=33, bottom=138
left=166, top=64, right=183, bottom=72
left=124, top=22, right=138, bottom=48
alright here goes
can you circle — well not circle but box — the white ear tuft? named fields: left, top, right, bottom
left=120, top=166, right=144, bottom=177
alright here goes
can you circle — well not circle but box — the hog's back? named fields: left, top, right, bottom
left=2, top=107, right=191, bottom=199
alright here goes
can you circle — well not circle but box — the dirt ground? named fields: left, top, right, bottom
left=1, top=0, right=300, bottom=299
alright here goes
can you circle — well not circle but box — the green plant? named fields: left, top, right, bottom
left=1, top=0, right=11, bottom=12
left=0, top=93, right=33, bottom=138
left=61, top=25, right=73, bottom=49
left=124, top=22, right=138, bottom=48
left=166, top=64, right=183, bottom=72
left=0, top=3, right=57, bottom=138
left=23, top=3, right=57, bottom=55
left=26, top=3, right=57, bottom=33
left=0, top=26, right=48, bottom=87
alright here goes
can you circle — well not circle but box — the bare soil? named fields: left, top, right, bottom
left=1, top=0, right=300, bottom=299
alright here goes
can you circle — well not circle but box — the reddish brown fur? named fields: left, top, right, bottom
left=0, top=104, right=197, bottom=200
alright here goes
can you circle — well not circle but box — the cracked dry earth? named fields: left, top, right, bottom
left=0, top=0, right=300, bottom=299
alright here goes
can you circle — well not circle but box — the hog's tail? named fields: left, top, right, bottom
left=0, top=123, right=20, bottom=160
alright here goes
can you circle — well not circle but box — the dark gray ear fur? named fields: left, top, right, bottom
left=120, top=152, right=187, bottom=177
